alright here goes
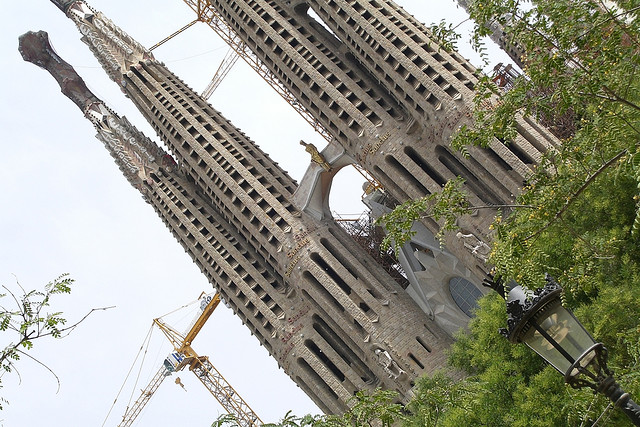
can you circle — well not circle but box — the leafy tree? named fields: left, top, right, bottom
left=402, top=372, right=469, bottom=427
left=0, top=274, right=110, bottom=409
left=377, top=177, right=472, bottom=251
left=434, top=294, right=628, bottom=426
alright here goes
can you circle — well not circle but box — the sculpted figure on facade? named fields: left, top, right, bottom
left=374, top=347, right=406, bottom=380
left=300, top=140, right=332, bottom=172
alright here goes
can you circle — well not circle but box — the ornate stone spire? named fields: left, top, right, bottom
left=19, top=30, right=169, bottom=199
left=49, top=0, right=76, bottom=13
left=48, top=0, right=152, bottom=85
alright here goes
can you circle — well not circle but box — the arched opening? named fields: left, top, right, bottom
left=328, top=166, right=367, bottom=220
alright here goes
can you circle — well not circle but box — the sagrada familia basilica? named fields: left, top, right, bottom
left=19, top=0, right=556, bottom=415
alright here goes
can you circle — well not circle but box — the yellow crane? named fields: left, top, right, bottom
left=118, top=293, right=262, bottom=427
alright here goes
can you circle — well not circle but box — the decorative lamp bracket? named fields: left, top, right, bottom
left=500, top=274, right=562, bottom=343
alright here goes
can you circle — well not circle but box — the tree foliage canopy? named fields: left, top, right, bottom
left=452, top=4, right=640, bottom=422
left=0, top=274, right=74, bottom=409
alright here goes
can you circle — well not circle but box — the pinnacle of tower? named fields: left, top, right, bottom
left=19, top=30, right=170, bottom=199
left=19, top=30, right=100, bottom=111
left=48, top=0, right=153, bottom=86
left=49, top=0, right=76, bottom=13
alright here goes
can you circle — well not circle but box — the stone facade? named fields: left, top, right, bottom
left=201, top=0, right=558, bottom=284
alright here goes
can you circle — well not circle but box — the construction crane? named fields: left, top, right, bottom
left=180, top=0, right=333, bottom=141
left=118, top=293, right=262, bottom=427
left=148, top=19, right=199, bottom=51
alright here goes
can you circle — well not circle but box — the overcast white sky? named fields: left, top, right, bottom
left=0, top=1, right=509, bottom=426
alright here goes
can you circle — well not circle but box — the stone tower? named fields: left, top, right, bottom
left=35, top=0, right=454, bottom=414
left=188, top=0, right=557, bottom=284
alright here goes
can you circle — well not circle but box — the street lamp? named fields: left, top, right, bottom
left=485, top=274, right=640, bottom=425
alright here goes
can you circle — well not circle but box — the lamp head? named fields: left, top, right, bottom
left=501, top=275, right=597, bottom=376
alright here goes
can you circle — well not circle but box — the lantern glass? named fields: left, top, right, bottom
left=522, top=302, right=596, bottom=375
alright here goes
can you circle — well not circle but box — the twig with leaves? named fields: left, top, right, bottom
left=0, top=273, right=113, bottom=409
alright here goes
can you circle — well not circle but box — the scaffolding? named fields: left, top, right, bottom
left=335, top=212, right=409, bottom=289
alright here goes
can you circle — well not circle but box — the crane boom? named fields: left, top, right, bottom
left=190, top=356, right=262, bottom=426
left=148, top=19, right=199, bottom=51
left=182, top=293, right=221, bottom=350
left=150, top=293, right=220, bottom=354
left=119, top=365, right=170, bottom=427
left=202, top=48, right=240, bottom=99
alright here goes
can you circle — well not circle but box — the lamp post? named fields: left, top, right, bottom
left=485, top=274, right=640, bottom=425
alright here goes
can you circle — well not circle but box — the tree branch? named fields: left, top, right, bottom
left=600, top=86, right=640, bottom=113
left=0, top=275, right=112, bottom=404
left=505, top=9, right=640, bottom=113
left=2, top=285, right=26, bottom=327
left=525, top=149, right=628, bottom=241
left=576, top=4, right=640, bottom=46
left=37, top=306, right=115, bottom=339
left=418, top=203, right=535, bottom=221
left=15, top=349, right=61, bottom=393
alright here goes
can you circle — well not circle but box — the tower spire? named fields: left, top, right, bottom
left=49, top=0, right=76, bottom=13
left=18, top=32, right=292, bottom=371
left=49, top=0, right=152, bottom=85
left=19, top=30, right=166, bottom=198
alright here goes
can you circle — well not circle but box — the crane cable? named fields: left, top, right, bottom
left=101, top=323, right=155, bottom=427
left=156, top=295, right=202, bottom=320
